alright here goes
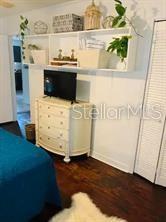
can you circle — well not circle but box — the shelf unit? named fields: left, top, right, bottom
left=24, top=63, right=129, bottom=73
left=24, top=27, right=137, bottom=72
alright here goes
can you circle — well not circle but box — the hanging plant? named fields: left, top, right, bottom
left=28, top=44, right=40, bottom=50
left=112, top=0, right=127, bottom=28
left=112, top=0, right=143, bottom=37
left=107, top=0, right=142, bottom=62
left=20, top=15, right=29, bottom=60
left=107, top=36, right=132, bottom=62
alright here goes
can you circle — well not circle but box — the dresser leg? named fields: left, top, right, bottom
left=64, top=156, right=71, bottom=163
left=87, top=151, right=90, bottom=157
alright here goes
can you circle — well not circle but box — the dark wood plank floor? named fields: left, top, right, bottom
left=1, top=119, right=166, bottom=222
left=54, top=155, right=166, bottom=222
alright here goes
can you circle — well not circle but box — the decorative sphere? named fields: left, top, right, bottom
left=34, top=21, right=48, bottom=34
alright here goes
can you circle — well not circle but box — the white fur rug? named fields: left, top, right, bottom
left=50, top=192, right=127, bottom=222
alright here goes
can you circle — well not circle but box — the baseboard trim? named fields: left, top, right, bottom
left=0, top=120, right=17, bottom=125
left=91, top=151, right=133, bottom=174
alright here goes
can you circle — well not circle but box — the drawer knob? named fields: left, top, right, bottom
left=40, top=126, right=42, bottom=129
left=48, top=106, right=50, bottom=109
left=40, top=137, right=42, bottom=140
left=48, top=126, right=50, bottom=129
left=48, top=137, right=50, bottom=140
left=48, top=115, right=50, bottom=118
left=60, top=133, right=63, bottom=137
left=60, top=121, right=63, bottom=125
left=60, top=111, right=63, bottom=115
left=59, top=144, right=63, bottom=149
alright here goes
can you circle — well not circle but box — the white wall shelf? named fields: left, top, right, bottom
left=24, top=63, right=131, bottom=74
left=25, top=27, right=131, bottom=38
left=24, top=26, right=137, bottom=72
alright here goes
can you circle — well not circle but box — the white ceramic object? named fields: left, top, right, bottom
left=109, top=53, right=127, bottom=71
left=31, top=50, right=48, bottom=65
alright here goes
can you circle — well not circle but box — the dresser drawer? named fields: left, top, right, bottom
left=39, top=113, right=69, bottom=129
left=38, top=124, right=69, bottom=141
left=38, top=133, right=67, bottom=152
left=38, top=102, right=69, bottom=118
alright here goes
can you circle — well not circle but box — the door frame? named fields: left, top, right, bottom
left=8, top=34, right=18, bottom=121
left=134, top=19, right=166, bottom=183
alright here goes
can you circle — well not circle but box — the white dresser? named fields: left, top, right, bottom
left=35, top=97, right=93, bottom=162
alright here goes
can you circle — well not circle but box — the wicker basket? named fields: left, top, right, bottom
left=25, top=124, right=36, bottom=141
left=53, top=14, right=83, bottom=33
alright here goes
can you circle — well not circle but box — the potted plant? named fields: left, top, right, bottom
left=107, top=36, right=131, bottom=60
left=107, top=35, right=131, bottom=69
left=112, top=0, right=143, bottom=37
left=106, top=0, right=142, bottom=69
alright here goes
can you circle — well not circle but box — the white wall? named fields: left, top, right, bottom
left=1, top=0, right=166, bottom=173
left=0, top=18, right=4, bottom=33
left=22, top=65, right=30, bottom=104
left=0, top=35, right=14, bottom=123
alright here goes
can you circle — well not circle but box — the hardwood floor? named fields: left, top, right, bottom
left=0, top=121, right=22, bottom=136
left=1, top=119, right=166, bottom=222
left=54, top=155, right=166, bottom=222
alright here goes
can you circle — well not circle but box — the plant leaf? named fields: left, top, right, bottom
left=115, top=4, right=126, bottom=16
left=117, top=48, right=121, bottom=56
left=20, top=24, right=24, bottom=30
left=20, top=15, right=24, bottom=20
left=114, top=0, right=122, bottom=4
left=127, top=35, right=132, bottom=39
left=107, top=45, right=112, bottom=52
left=118, top=20, right=126, bottom=27
left=107, top=36, right=130, bottom=62
left=112, top=16, right=122, bottom=27
left=25, top=19, right=28, bottom=25
left=121, top=48, right=127, bottom=59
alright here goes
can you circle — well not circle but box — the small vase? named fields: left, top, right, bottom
left=109, top=53, right=127, bottom=70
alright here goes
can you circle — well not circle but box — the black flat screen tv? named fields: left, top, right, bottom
left=44, top=70, right=77, bottom=101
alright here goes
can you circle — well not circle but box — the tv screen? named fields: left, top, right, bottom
left=44, top=70, right=77, bottom=101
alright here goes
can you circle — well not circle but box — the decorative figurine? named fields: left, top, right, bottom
left=84, top=0, right=101, bottom=30
left=58, top=49, right=63, bottom=60
left=71, top=49, right=75, bottom=60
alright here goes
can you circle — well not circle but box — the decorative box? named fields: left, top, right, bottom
left=77, top=49, right=110, bottom=69
left=53, top=14, right=83, bottom=33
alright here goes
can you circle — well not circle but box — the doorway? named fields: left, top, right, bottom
left=12, top=35, right=30, bottom=136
